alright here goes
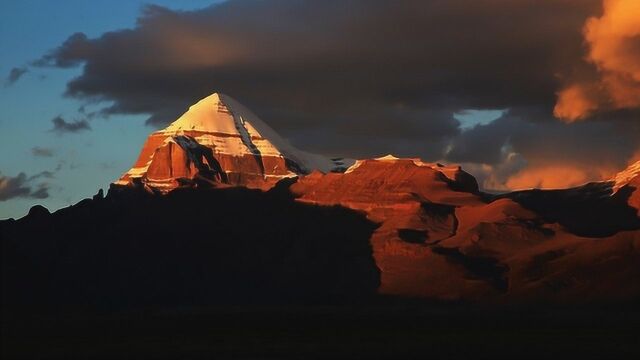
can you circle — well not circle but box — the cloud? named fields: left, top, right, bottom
left=27, top=170, right=55, bottom=181
left=4, top=67, right=28, bottom=86
left=30, top=0, right=639, bottom=189
left=446, top=108, right=640, bottom=190
left=31, top=147, right=54, bottom=157
left=505, top=165, right=602, bottom=190
left=34, top=1, right=599, bottom=130
left=0, top=172, right=50, bottom=201
left=553, top=84, right=600, bottom=122
left=554, top=0, right=640, bottom=121
left=49, top=116, right=91, bottom=134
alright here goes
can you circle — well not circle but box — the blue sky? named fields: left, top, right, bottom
left=0, top=1, right=219, bottom=219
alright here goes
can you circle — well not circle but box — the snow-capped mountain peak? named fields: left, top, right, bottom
left=115, top=92, right=347, bottom=191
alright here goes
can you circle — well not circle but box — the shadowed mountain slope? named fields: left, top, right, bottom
left=1, top=185, right=379, bottom=310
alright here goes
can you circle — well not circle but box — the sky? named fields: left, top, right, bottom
left=0, top=0, right=220, bottom=218
left=1, top=0, right=639, bottom=219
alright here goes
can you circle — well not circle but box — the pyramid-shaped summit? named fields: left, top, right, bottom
left=115, top=93, right=341, bottom=192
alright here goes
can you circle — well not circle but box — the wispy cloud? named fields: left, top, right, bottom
left=0, top=172, right=50, bottom=201
left=49, top=116, right=91, bottom=134
left=31, top=146, right=54, bottom=157
left=27, top=170, right=55, bottom=181
left=4, top=67, right=28, bottom=86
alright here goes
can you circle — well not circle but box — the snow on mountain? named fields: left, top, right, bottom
left=345, top=154, right=471, bottom=184
left=115, top=93, right=347, bottom=191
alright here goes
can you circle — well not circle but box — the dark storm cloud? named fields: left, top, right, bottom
left=32, top=0, right=639, bottom=187
left=31, top=146, right=54, bottom=157
left=446, top=108, right=640, bottom=189
left=50, top=116, right=91, bottom=134
left=0, top=172, right=50, bottom=201
left=4, top=67, right=28, bottom=86
left=447, top=108, right=640, bottom=168
left=35, top=1, right=600, bottom=128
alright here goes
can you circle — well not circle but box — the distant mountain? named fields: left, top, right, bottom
left=292, top=155, right=640, bottom=301
left=2, top=94, right=639, bottom=309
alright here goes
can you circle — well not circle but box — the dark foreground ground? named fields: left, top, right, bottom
left=3, top=300, right=640, bottom=360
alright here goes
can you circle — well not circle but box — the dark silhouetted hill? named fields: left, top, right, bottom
left=1, top=184, right=379, bottom=311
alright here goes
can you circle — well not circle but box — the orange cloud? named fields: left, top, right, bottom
left=468, top=160, right=636, bottom=191
left=554, top=0, right=640, bottom=121
left=553, top=84, right=599, bottom=122
left=505, top=166, right=591, bottom=190
left=504, top=162, right=625, bottom=190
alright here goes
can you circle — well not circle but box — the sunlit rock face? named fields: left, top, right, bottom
left=291, top=156, right=491, bottom=299
left=291, top=157, right=640, bottom=301
left=292, top=155, right=481, bottom=214
left=115, top=93, right=341, bottom=192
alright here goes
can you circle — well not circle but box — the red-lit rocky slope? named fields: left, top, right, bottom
left=291, top=158, right=640, bottom=302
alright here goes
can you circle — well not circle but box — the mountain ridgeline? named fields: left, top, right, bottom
left=2, top=93, right=640, bottom=310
